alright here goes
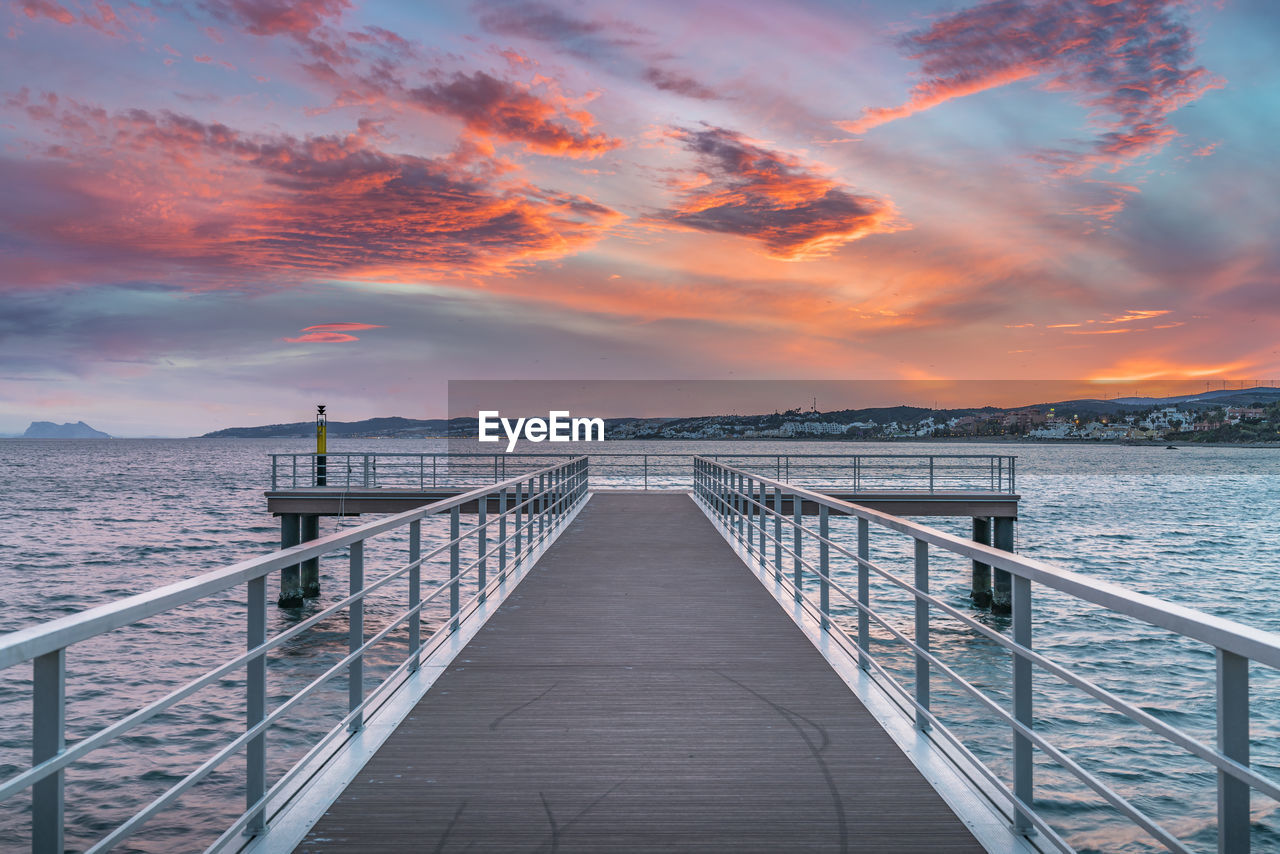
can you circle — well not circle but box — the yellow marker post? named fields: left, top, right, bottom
left=316, top=404, right=327, bottom=486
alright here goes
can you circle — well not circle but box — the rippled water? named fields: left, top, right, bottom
left=0, top=439, right=1277, bottom=852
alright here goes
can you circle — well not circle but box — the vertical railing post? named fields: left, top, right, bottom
left=929, top=457, right=935, bottom=492
left=736, top=473, right=745, bottom=542
left=1217, top=649, right=1250, bottom=853
left=348, top=540, right=364, bottom=731
left=773, top=487, right=782, bottom=583
left=644, top=455, right=649, bottom=491
left=498, top=489, right=508, bottom=583
left=819, top=505, right=829, bottom=630
left=477, top=493, right=488, bottom=603
left=539, top=472, right=547, bottom=541
left=271, top=455, right=278, bottom=490
left=717, top=467, right=726, bottom=525
left=723, top=468, right=729, bottom=525
left=245, top=574, right=266, bottom=833
left=409, top=520, right=421, bottom=671
left=752, top=478, right=762, bottom=558
left=514, top=479, right=524, bottom=562
left=433, top=455, right=438, bottom=487
left=914, top=539, right=930, bottom=730
left=792, top=491, right=803, bottom=602
left=1012, top=573, right=1034, bottom=835
left=449, top=506, right=460, bottom=633
left=552, top=466, right=560, bottom=524
left=32, top=648, right=66, bottom=852
left=857, top=518, right=870, bottom=671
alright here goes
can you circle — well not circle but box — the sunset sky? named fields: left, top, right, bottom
left=1, top=0, right=1277, bottom=435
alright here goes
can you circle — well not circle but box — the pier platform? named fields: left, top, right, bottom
left=295, top=493, right=984, bottom=853
left=266, top=487, right=1019, bottom=518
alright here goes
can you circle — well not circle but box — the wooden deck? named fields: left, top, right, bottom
left=296, top=493, right=985, bottom=853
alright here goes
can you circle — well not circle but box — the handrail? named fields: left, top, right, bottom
left=697, top=458, right=1278, bottom=669
left=267, top=451, right=1017, bottom=493
left=0, top=457, right=590, bottom=853
left=2, top=461, right=569, bottom=667
left=693, top=456, right=1278, bottom=853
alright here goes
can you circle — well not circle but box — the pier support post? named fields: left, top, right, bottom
left=991, top=517, right=1015, bottom=615
left=278, top=513, right=304, bottom=608
left=971, top=517, right=993, bottom=608
left=300, top=515, right=321, bottom=599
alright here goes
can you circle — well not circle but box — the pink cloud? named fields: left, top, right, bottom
left=202, top=0, right=349, bottom=38
left=301, top=322, right=385, bottom=332
left=18, top=0, right=75, bottom=25
left=843, top=0, right=1221, bottom=174
left=193, top=54, right=236, bottom=70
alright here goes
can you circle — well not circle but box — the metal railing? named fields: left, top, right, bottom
left=0, top=457, right=589, bottom=853
left=270, top=452, right=1016, bottom=493
left=693, top=456, right=1277, bottom=854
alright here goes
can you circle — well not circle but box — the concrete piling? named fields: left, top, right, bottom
left=300, top=515, right=320, bottom=599
left=278, top=513, right=304, bottom=608
left=970, top=517, right=993, bottom=608
left=991, top=517, right=1015, bottom=615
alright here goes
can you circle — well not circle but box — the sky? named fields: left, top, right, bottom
left=1, top=0, right=1277, bottom=435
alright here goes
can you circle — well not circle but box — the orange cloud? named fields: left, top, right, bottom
left=284, top=331, right=359, bottom=343
left=408, top=71, right=619, bottom=159
left=840, top=64, right=1039, bottom=134
left=652, top=126, right=904, bottom=260
left=1102, top=309, right=1170, bottom=324
left=1089, top=358, right=1258, bottom=381
left=1, top=94, right=623, bottom=287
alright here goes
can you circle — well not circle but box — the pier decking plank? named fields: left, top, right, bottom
left=296, top=493, right=985, bottom=853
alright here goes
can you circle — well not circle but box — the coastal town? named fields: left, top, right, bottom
left=608, top=398, right=1280, bottom=444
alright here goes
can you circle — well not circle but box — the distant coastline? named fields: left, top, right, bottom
left=195, top=386, right=1280, bottom=446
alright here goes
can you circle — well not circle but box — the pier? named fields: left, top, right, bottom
left=1, top=454, right=1277, bottom=853
left=296, top=492, right=984, bottom=852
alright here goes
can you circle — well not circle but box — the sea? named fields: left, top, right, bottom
left=0, top=438, right=1277, bottom=853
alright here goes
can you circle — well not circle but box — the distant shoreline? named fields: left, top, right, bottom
left=4, top=435, right=1279, bottom=448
